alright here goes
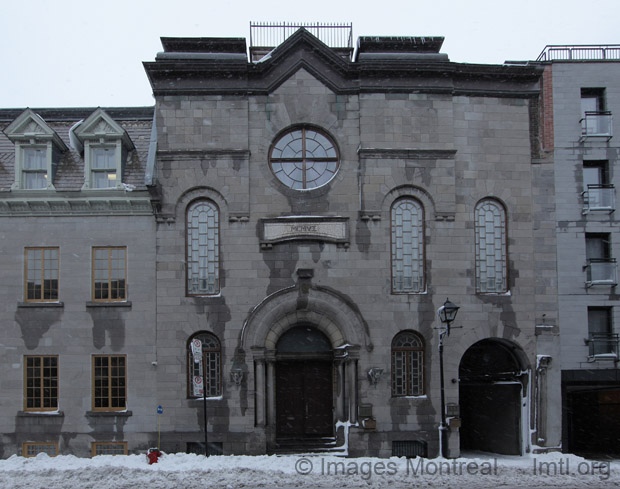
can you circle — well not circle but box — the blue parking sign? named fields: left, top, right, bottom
left=157, top=405, right=163, bottom=415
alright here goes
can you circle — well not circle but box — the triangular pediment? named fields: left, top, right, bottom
left=251, top=28, right=354, bottom=95
left=74, top=108, right=135, bottom=149
left=271, top=67, right=335, bottom=97
left=4, top=109, right=68, bottom=151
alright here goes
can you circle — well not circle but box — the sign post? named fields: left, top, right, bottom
left=191, top=339, right=209, bottom=457
left=156, top=405, right=163, bottom=450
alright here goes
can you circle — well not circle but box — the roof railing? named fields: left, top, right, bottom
left=249, top=21, right=353, bottom=49
left=537, top=44, right=620, bottom=62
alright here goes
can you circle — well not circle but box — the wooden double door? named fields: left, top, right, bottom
left=275, top=360, right=333, bottom=438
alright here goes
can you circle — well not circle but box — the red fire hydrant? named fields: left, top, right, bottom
left=147, top=448, right=162, bottom=464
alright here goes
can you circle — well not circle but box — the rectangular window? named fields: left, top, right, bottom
left=24, top=356, right=58, bottom=411
left=581, top=88, right=611, bottom=136
left=22, top=148, right=48, bottom=189
left=587, top=307, right=615, bottom=356
left=91, top=147, right=117, bottom=188
left=585, top=233, right=617, bottom=286
left=583, top=161, right=614, bottom=212
left=23, top=442, right=58, bottom=457
left=91, top=442, right=127, bottom=456
left=92, top=247, right=127, bottom=301
left=25, top=247, right=59, bottom=302
left=92, top=355, right=126, bottom=411
left=586, top=233, right=610, bottom=261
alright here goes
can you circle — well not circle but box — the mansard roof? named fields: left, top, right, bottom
left=0, top=107, right=154, bottom=193
left=143, top=28, right=542, bottom=98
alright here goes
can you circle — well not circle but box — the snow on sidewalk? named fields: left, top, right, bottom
left=0, top=451, right=616, bottom=489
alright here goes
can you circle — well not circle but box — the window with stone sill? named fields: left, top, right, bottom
left=187, top=332, right=222, bottom=398
left=391, top=331, right=425, bottom=397
left=391, top=198, right=425, bottom=293
left=186, top=200, right=219, bottom=296
left=92, top=355, right=126, bottom=412
left=92, top=247, right=127, bottom=302
left=474, top=199, right=508, bottom=293
left=24, top=247, right=59, bottom=302
left=24, top=355, right=58, bottom=412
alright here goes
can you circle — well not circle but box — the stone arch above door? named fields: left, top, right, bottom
left=240, top=284, right=372, bottom=352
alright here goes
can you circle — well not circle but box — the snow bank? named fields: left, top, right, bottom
left=0, top=451, right=616, bottom=489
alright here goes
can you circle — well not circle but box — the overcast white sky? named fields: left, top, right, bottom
left=1, top=0, right=618, bottom=108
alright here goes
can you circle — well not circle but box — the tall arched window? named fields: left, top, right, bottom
left=186, top=200, right=219, bottom=295
left=188, top=332, right=222, bottom=398
left=391, top=198, right=424, bottom=293
left=474, top=199, right=507, bottom=293
left=391, top=331, right=424, bottom=397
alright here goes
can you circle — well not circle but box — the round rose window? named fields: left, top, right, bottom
left=269, top=126, right=339, bottom=190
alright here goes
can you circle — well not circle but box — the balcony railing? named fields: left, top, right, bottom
left=537, top=44, right=620, bottom=62
left=580, top=111, right=613, bottom=141
left=585, top=258, right=618, bottom=287
left=585, top=333, right=619, bottom=359
left=582, top=184, right=616, bottom=213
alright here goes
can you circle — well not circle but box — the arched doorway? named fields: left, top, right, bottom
left=459, top=339, right=529, bottom=455
left=275, top=326, right=334, bottom=440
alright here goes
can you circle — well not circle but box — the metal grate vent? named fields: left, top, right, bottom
left=392, top=440, right=427, bottom=458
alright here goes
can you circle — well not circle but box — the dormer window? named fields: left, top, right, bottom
left=22, top=147, right=48, bottom=189
left=91, top=146, right=118, bottom=188
left=73, top=108, right=135, bottom=190
left=3, top=109, right=67, bottom=190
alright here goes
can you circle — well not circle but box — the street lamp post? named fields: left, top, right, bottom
left=438, top=298, right=459, bottom=458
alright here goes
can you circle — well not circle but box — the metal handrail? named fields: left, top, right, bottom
left=586, top=333, right=619, bottom=358
left=585, top=258, right=618, bottom=286
left=581, top=184, right=616, bottom=213
left=537, top=44, right=620, bottom=62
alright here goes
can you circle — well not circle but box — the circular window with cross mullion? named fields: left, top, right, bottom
left=269, top=126, right=339, bottom=190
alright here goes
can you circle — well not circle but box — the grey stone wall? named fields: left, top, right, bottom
left=152, top=67, right=555, bottom=456
left=0, top=215, right=157, bottom=457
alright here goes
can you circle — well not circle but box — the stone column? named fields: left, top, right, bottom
left=265, top=351, right=277, bottom=428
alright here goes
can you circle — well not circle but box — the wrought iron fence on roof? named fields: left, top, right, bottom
left=537, top=45, right=620, bottom=62
left=249, top=22, right=353, bottom=49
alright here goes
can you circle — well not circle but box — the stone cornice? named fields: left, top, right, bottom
left=0, top=192, right=154, bottom=216
left=144, top=30, right=541, bottom=98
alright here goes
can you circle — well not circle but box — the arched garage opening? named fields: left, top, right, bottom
left=459, top=338, right=529, bottom=455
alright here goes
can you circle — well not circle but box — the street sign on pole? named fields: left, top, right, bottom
left=193, top=375, right=204, bottom=397
left=157, top=405, right=163, bottom=415
left=191, top=339, right=202, bottom=361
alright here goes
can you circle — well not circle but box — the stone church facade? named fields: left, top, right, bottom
left=0, top=26, right=561, bottom=458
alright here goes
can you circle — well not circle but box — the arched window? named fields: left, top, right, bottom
left=269, top=126, right=339, bottom=190
left=391, top=198, right=424, bottom=293
left=188, top=332, right=221, bottom=398
left=474, top=199, right=507, bottom=293
left=391, top=331, right=424, bottom=397
left=186, top=200, right=219, bottom=295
